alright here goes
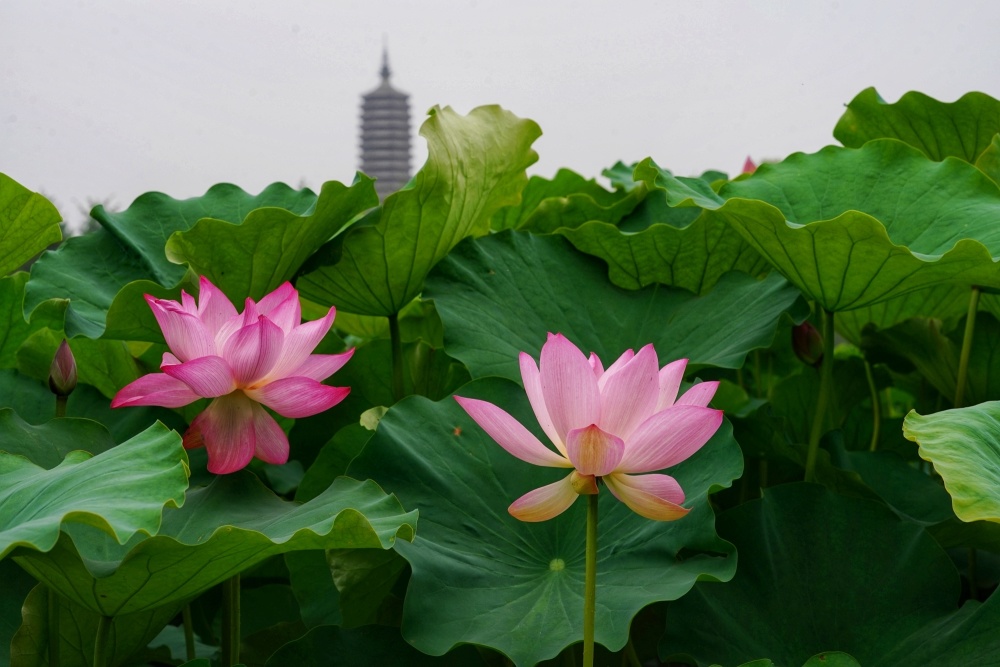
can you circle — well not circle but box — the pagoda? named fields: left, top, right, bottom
left=359, top=49, right=412, bottom=199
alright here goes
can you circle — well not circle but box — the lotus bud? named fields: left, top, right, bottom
left=792, top=321, right=823, bottom=368
left=743, top=157, right=757, bottom=174
left=48, top=340, right=78, bottom=397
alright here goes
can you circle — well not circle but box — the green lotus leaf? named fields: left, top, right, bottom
left=903, top=401, right=1000, bottom=523
left=24, top=183, right=317, bottom=338
left=12, top=474, right=417, bottom=616
left=0, top=422, right=187, bottom=560
left=539, top=160, right=767, bottom=294
left=165, top=175, right=377, bottom=302
left=491, top=167, right=641, bottom=232
left=347, top=377, right=741, bottom=666
left=834, top=87, right=1000, bottom=163
left=0, top=273, right=67, bottom=369
left=976, top=135, right=1000, bottom=185
left=712, top=139, right=1000, bottom=310
left=662, top=483, right=999, bottom=666
left=0, top=174, right=61, bottom=277
left=0, top=558, right=37, bottom=666
left=94, top=182, right=316, bottom=287
left=296, top=105, right=541, bottom=316
left=717, top=655, right=861, bottom=667
left=835, top=283, right=968, bottom=345
left=285, top=550, right=342, bottom=629
left=24, top=230, right=147, bottom=339
left=10, top=583, right=182, bottom=667
left=328, top=547, right=407, bottom=627
left=424, top=231, right=807, bottom=381
left=827, top=444, right=954, bottom=526
left=0, top=409, right=115, bottom=469
left=265, top=624, right=485, bottom=667
left=863, top=312, right=1000, bottom=406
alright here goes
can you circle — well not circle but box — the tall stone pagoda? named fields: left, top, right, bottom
left=359, top=49, right=412, bottom=199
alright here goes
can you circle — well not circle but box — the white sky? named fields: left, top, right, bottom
left=3, top=0, right=999, bottom=230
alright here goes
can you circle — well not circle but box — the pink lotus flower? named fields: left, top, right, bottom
left=112, top=277, right=353, bottom=474
left=455, top=334, right=723, bottom=522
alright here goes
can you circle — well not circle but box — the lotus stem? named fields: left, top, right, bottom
left=55, top=395, right=67, bottom=419
left=969, top=547, right=979, bottom=599
left=93, top=615, right=111, bottom=667
left=388, top=312, right=405, bottom=402
left=182, top=604, right=196, bottom=661
left=623, top=636, right=641, bottom=667
left=805, top=309, right=835, bottom=483
left=583, top=493, right=598, bottom=667
left=221, top=574, right=240, bottom=667
left=47, top=587, right=60, bottom=667
left=752, top=350, right=763, bottom=398
left=954, top=286, right=981, bottom=408
left=864, top=361, right=881, bottom=452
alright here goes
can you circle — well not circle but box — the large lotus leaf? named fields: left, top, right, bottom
left=0, top=422, right=186, bottom=560
left=93, top=182, right=316, bottom=287
left=24, top=230, right=149, bottom=338
left=424, top=231, right=807, bottom=381
left=490, top=167, right=641, bottom=232
left=660, top=483, right=1000, bottom=666
left=835, top=283, right=968, bottom=346
left=717, top=655, right=861, bottom=667
left=347, top=377, right=742, bottom=666
left=285, top=551, right=342, bottom=628
left=976, top=135, right=1000, bottom=185
left=265, top=624, right=485, bottom=667
left=9, top=583, right=183, bottom=667
left=165, top=176, right=377, bottom=302
left=296, top=105, right=541, bottom=316
left=863, top=312, right=1000, bottom=406
left=0, top=409, right=115, bottom=469
left=0, top=559, right=37, bottom=667
left=711, top=140, right=1000, bottom=310
left=328, top=547, right=407, bottom=627
left=0, top=174, right=61, bottom=277
left=834, top=88, right=1000, bottom=163
left=544, top=160, right=768, bottom=294
left=0, top=273, right=66, bottom=368
left=903, top=401, right=1000, bottom=524
left=24, top=183, right=317, bottom=338
left=827, top=443, right=954, bottom=526
left=12, top=473, right=417, bottom=616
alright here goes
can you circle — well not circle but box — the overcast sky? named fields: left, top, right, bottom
left=3, top=1, right=999, bottom=230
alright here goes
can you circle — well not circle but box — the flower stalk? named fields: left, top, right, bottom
left=389, top=312, right=405, bottom=402
left=93, top=615, right=111, bottom=667
left=47, top=587, right=60, bottom=667
left=805, top=309, right=835, bottom=482
left=583, top=492, right=598, bottom=667
left=221, top=574, right=241, bottom=667
left=864, top=360, right=881, bottom=452
left=182, top=604, right=196, bottom=661
left=954, top=286, right=981, bottom=409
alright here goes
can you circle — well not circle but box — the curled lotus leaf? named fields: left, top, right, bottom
left=709, top=139, right=1000, bottom=311
left=12, top=473, right=417, bottom=616
left=834, top=87, right=1000, bottom=163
